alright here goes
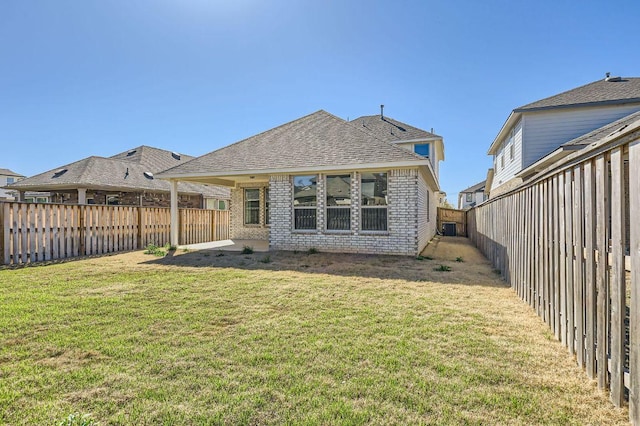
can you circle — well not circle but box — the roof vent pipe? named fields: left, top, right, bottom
left=380, top=104, right=384, bottom=119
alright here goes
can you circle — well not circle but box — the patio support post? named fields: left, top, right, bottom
left=170, top=180, right=179, bottom=246
left=78, top=188, right=87, bottom=204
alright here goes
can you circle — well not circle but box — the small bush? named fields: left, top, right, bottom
left=241, top=246, right=254, bottom=254
left=307, top=247, right=319, bottom=255
left=415, top=255, right=425, bottom=261
left=144, top=244, right=167, bottom=257
left=425, top=256, right=434, bottom=260
left=259, top=255, right=271, bottom=264
left=434, top=265, right=452, bottom=272
left=215, top=252, right=225, bottom=257
left=455, top=256, right=464, bottom=262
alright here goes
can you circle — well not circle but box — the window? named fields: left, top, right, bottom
left=361, top=172, right=387, bottom=231
left=7, top=177, right=14, bottom=184
left=244, top=189, right=260, bottom=225
left=500, top=155, right=504, bottom=169
left=414, top=144, right=429, bottom=157
left=218, top=200, right=226, bottom=210
left=106, top=194, right=119, bottom=205
left=264, top=188, right=270, bottom=225
left=510, top=144, right=514, bottom=160
left=24, top=197, right=34, bottom=202
left=326, top=174, right=351, bottom=230
left=293, top=175, right=316, bottom=230
left=465, top=193, right=472, bottom=202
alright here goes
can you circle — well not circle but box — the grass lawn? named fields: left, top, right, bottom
left=0, top=239, right=628, bottom=424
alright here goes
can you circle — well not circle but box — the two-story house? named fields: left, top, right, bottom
left=0, top=169, right=25, bottom=200
left=487, top=75, right=640, bottom=196
left=458, top=180, right=488, bottom=210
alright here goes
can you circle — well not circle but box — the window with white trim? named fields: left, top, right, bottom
left=264, top=188, right=270, bottom=225
left=361, top=172, right=387, bottom=231
left=293, top=175, right=317, bottom=230
left=326, top=174, right=351, bottom=230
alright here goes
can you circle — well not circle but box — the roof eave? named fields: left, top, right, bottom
left=514, top=97, right=640, bottom=113
left=487, top=111, right=521, bottom=155
left=157, top=160, right=432, bottom=181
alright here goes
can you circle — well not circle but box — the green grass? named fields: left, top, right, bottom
left=0, top=252, right=626, bottom=425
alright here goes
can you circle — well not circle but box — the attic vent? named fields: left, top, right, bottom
left=605, top=73, right=622, bottom=82
left=143, top=171, right=154, bottom=179
left=53, top=168, right=67, bottom=177
left=127, top=149, right=137, bottom=156
left=171, top=151, right=181, bottom=160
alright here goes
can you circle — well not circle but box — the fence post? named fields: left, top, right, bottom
left=629, top=139, right=640, bottom=423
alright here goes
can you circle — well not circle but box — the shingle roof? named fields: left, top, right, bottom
left=561, top=109, right=640, bottom=147
left=159, top=110, right=429, bottom=177
left=109, top=145, right=195, bottom=170
left=460, top=180, right=486, bottom=193
left=7, top=148, right=230, bottom=199
left=350, top=115, right=441, bottom=142
left=0, top=168, right=24, bottom=177
left=516, top=77, right=640, bottom=112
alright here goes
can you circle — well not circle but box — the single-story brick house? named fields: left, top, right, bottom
left=5, top=146, right=230, bottom=209
left=158, top=110, right=445, bottom=255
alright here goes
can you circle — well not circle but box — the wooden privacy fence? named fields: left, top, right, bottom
left=437, top=207, right=467, bottom=236
left=1, top=203, right=230, bottom=265
left=466, top=123, right=640, bottom=423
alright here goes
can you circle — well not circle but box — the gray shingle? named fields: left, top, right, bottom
left=7, top=148, right=230, bottom=199
left=460, top=180, right=486, bottom=193
left=516, top=77, right=640, bottom=111
left=0, top=169, right=24, bottom=177
left=159, top=110, right=428, bottom=177
left=350, top=115, right=441, bottom=142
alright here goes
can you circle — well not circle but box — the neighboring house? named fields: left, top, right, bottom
left=487, top=75, right=640, bottom=196
left=458, top=180, right=488, bottom=210
left=5, top=146, right=230, bottom=208
left=0, top=169, right=25, bottom=200
left=158, top=109, right=445, bottom=256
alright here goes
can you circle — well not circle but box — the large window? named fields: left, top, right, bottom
left=465, top=193, right=472, bottom=202
left=361, top=172, right=388, bottom=231
left=7, top=177, right=14, bottom=184
left=414, top=144, right=430, bottom=157
left=326, top=174, right=351, bottom=230
left=244, top=189, right=260, bottom=225
left=293, top=175, right=316, bottom=230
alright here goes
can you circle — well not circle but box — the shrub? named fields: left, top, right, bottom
left=415, top=255, right=425, bottom=261
left=307, top=247, right=319, bottom=255
left=241, top=246, right=254, bottom=254
left=143, top=244, right=167, bottom=257
left=434, top=265, right=452, bottom=272
left=455, top=256, right=464, bottom=262
left=259, top=255, right=271, bottom=264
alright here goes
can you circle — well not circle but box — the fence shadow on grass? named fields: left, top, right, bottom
left=140, top=237, right=508, bottom=287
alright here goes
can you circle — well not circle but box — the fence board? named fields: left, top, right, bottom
left=1, top=202, right=230, bottom=265
left=629, top=139, right=640, bottom=423
left=609, top=147, right=626, bottom=406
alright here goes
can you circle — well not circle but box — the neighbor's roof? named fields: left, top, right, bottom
left=109, top=145, right=195, bottom=170
left=516, top=77, right=640, bottom=112
left=159, top=110, right=431, bottom=177
left=7, top=147, right=230, bottom=199
left=488, top=77, right=640, bottom=155
left=460, top=180, right=486, bottom=193
left=350, top=115, right=441, bottom=142
left=0, top=168, right=24, bottom=177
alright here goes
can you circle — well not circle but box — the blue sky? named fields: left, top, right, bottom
left=2, top=0, right=639, bottom=202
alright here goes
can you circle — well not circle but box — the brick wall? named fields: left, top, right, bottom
left=268, top=168, right=436, bottom=256
left=229, top=182, right=270, bottom=240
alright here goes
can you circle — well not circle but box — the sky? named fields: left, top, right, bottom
left=2, top=0, right=640, bottom=204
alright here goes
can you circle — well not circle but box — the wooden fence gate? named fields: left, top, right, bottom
left=467, top=121, right=640, bottom=423
left=0, top=203, right=230, bottom=265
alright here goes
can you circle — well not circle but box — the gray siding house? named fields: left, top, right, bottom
left=158, top=110, right=444, bottom=256
left=487, top=75, right=640, bottom=196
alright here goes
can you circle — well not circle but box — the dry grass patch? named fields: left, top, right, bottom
left=0, top=237, right=628, bottom=424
